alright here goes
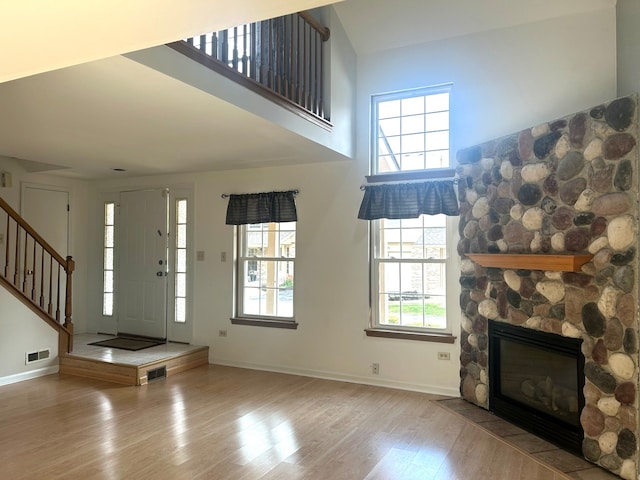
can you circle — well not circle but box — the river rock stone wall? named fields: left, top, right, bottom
left=456, top=95, right=639, bottom=479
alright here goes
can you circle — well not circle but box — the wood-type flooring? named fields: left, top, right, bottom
left=0, top=365, right=620, bottom=479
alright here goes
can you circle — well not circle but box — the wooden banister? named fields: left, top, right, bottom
left=299, top=11, right=330, bottom=42
left=173, top=9, right=332, bottom=127
left=0, top=195, right=66, bottom=266
left=0, top=194, right=74, bottom=354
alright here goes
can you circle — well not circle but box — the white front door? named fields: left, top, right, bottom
left=117, top=189, right=168, bottom=339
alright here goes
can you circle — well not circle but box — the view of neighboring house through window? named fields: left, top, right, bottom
left=103, top=202, right=115, bottom=316
left=175, top=199, right=188, bottom=323
left=237, top=222, right=295, bottom=319
left=370, top=85, right=453, bottom=333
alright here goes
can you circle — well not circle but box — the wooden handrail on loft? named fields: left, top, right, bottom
left=0, top=195, right=74, bottom=354
left=168, top=10, right=332, bottom=130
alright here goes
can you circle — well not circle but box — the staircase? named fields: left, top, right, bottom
left=0, top=195, right=209, bottom=386
left=0, top=195, right=74, bottom=354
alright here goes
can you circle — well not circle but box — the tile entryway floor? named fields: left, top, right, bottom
left=71, top=333, right=204, bottom=365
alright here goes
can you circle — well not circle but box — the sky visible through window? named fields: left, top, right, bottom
left=376, top=91, right=450, bottom=173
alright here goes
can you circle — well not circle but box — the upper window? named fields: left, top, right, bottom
left=372, top=85, right=450, bottom=174
left=368, top=85, right=454, bottom=337
left=236, top=222, right=296, bottom=320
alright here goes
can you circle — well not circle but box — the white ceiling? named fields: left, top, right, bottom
left=333, top=0, right=616, bottom=54
left=0, top=0, right=340, bottom=83
left=0, top=55, right=343, bottom=179
left=0, top=0, right=618, bottom=180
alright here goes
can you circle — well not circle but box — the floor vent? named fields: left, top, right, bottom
left=147, top=366, right=167, bottom=382
left=25, top=348, right=51, bottom=365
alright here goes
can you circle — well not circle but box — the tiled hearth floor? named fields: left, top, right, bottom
left=438, top=398, right=619, bottom=480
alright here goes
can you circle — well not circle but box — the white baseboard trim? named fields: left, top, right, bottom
left=212, top=359, right=459, bottom=397
left=0, top=365, right=59, bottom=387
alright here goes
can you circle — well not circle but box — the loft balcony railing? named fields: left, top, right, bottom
left=168, top=11, right=331, bottom=128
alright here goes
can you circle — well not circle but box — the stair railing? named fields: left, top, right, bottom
left=0, top=195, right=74, bottom=353
left=168, top=10, right=331, bottom=128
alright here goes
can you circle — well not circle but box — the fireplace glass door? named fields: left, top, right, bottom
left=499, top=339, right=580, bottom=426
left=488, top=320, right=585, bottom=454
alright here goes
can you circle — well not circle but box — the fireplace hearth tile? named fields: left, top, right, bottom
left=455, top=406, right=498, bottom=423
left=533, top=450, right=600, bottom=474
left=567, top=469, right=621, bottom=479
left=481, top=419, right=528, bottom=437
left=437, top=398, right=619, bottom=479
left=509, top=433, right=558, bottom=454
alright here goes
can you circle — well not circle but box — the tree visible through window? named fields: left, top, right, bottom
left=370, top=85, right=453, bottom=333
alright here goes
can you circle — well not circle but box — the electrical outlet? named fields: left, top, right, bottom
left=438, top=352, right=450, bottom=361
left=219, top=329, right=227, bottom=337
left=371, top=362, right=379, bottom=375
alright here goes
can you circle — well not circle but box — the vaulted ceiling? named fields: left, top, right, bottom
left=0, top=0, right=616, bottom=179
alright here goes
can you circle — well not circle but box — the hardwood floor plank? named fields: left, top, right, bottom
left=0, top=365, right=587, bottom=479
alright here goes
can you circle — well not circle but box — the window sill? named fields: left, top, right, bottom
left=231, top=317, right=298, bottom=329
left=365, top=328, right=456, bottom=343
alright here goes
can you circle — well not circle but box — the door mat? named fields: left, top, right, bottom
left=88, top=337, right=165, bottom=351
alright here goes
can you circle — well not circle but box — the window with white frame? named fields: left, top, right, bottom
left=236, top=222, right=296, bottom=320
left=174, top=198, right=188, bottom=323
left=374, top=85, right=450, bottom=173
left=102, top=202, right=115, bottom=316
left=370, top=85, right=454, bottom=334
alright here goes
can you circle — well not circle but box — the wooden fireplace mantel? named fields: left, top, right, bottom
left=465, top=253, right=593, bottom=272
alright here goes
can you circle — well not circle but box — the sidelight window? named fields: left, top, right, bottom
left=174, top=199, right=188, bottom=323
left=102, top=202, right=115, bottom=316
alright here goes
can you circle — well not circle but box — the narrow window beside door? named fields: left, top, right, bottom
left=103, top=202, right=115, bottom=316
left=175, top=198, right=188, bottom=323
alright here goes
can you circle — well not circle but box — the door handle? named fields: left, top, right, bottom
left=157, top=271, right=163, bottom=277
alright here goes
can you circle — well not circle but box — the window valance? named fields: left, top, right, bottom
left=225, top=190, right=298, bottom=225
left=357, top=181, right=459, bottom=220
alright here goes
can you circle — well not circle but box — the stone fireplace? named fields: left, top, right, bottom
left=456, top=95, right=639, bottom=479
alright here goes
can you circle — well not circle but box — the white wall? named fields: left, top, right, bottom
left=0, top=288, right=58, bottom=383
left=0, top=156, right=90, bottom=384
left=617, top=0, right=640, bottom=97
left=357, top=9, right=617, bottom=160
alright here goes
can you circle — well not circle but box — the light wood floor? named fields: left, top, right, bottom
left=0, top=365, right=602, bottom=479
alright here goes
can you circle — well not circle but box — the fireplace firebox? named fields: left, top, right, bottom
left=488, top=320, right=585, bottom=454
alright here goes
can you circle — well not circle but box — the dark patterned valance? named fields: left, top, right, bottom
left=358, top=181, right=459, bottom=220
left=225, top=190, right=297, bottom=225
